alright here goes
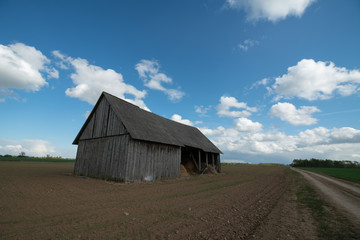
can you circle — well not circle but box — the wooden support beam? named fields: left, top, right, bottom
left=216, top=154, right=221, bottom=173
left=206, top=152, right=208, bottom=167
left=198, top=150, right=201, bottom=173
left=212, top=153, right=215, bottom=167
left=190, top=153, right=199, bottom=172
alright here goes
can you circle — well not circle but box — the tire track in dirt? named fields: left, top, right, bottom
left=292, top=168, right=360, bottom=227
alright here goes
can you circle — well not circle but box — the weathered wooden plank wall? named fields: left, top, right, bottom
left=92, top=98, right=109, bottom=138
left=79, top=97, right=127, bottom=141
left=125, top=139, right=181, bottom=181
left=107, top=105, right=127, bottom=136
left=74, top=135, right=181, bottom=182
left=79, top=116, right=94, bottom=140
left=74, top=135, right=129, bottom=181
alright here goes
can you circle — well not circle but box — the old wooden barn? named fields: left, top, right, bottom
left=73, top=92, right=222, bottom=182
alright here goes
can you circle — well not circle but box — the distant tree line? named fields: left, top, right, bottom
left=291, top=158, right=360, bottom=168
left=0, top=152, right=29, bottom=158
left=0, top=153, right=75, bottom=162
left=0, top=153, right=69, bottom=160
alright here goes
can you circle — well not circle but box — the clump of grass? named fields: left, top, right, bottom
left=296, top=185, right=324, bottom=218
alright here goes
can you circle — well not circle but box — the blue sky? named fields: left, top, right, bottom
left=1, top=0, right=360, bottom=164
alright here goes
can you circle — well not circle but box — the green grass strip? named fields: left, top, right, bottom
left=299, top=167, right=360, bottom=182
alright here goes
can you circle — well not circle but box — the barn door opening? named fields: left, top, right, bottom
left=181, top=147, right=210, bottom=174
left=180, top=147, right=220, bottom=176
left=180, top=147, right=198, bottom=175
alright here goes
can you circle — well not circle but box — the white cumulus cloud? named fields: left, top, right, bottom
left=0, top=43, right=58, bottom=97
left=298, top=127, right=360, bottom=146
left=135, top=59, right=184, bottom=101
left=199, top=117, right=360, bottom=162
left=271, top=59, right=360, bottom=101
left=234, top=117, right=263, bottom=132
left=171, top=114, right=194, bottom=126
left=200, top=122, right=293, bottom=155
left=217, top=96, right=257, bottom=118
left=226, top=0, right=316, bottom=22
left=199, top=126, right=226, bottom=137
left=269, top=102, right=320, bottom=125
left=53, top=51, right=149, bottom=110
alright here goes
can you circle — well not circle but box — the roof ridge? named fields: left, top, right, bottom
left=102, top=91, right=200, bottom=131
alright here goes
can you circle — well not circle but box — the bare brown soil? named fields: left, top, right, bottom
left=248, top=169, right=318, bottom=240
left=0, top=162, right=356, bottom=239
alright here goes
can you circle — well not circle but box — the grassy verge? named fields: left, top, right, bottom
left=299, top=167, right=360, bottom=182
left=0, top=156, right=75, bottom=162
left=289, top=168, right=358, bottom=239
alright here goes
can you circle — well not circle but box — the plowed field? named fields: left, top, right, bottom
left=0, top=161, right=356, bottom=239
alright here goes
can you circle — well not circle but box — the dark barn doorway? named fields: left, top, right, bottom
left=180, top=147, right=221, bottom=175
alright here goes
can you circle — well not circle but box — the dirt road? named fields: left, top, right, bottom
left=292, top=168, right=360, bottom=227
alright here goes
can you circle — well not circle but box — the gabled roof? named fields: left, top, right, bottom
left=73, top=92, right=222, bottom=154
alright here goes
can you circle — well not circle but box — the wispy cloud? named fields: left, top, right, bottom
left=195, top=105, right=212, bottom=116
left=316, top=109, right=360, bottom=117
left=251, top=78, right=270, bottom=89
left=135, top=59, right=185, bottom=102
left=0, top=89, right=20, bottom=102
left=238, top=39, right=259, bottom=51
